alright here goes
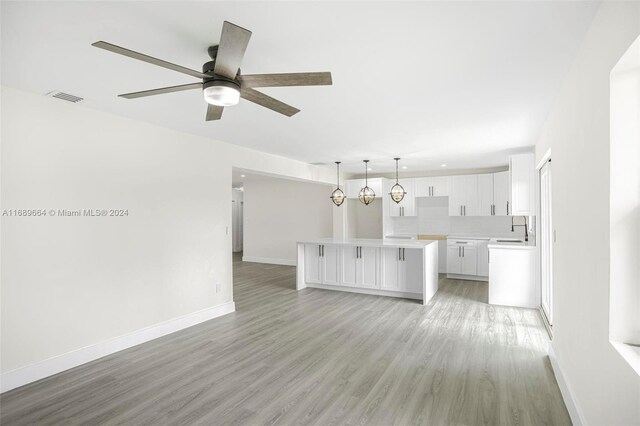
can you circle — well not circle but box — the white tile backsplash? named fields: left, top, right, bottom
left=391, top=197, right=527, bottom=238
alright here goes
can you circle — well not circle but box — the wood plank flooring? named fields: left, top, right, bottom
left=0, top=253, right=570, bottom=425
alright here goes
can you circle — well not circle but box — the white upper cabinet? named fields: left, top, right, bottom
left=448, top=175, right=478, bottom=216
left=477, top=171, right=510, bottom=216
left=509, top=153, right=535, bottom=216
left=345, top=178, right=383, bottom=199
left=493, top=171, right=510, bottom=216
left=389, top=178, right=416, bottom=217
left=477, top=174, right=494, bottom=216
left=415, top=176, right=450, bottom=197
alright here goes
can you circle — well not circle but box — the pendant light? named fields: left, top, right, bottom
left=330, top=161, right=346, bottom=206
left=358, top=160, right=376, bottom=205
left=389, top=157, right=406, bottom=203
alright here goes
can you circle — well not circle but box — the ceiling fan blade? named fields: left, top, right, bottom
left=119, top=83, right=203, bottom=99
left=239, top=72, right=332, bottom=88
left=240, top=87, right=300, bottom=117
left=213, top=21, right=252, bottom=80
left=206, top=104, right=224, bottom=121
left=92, top=41, right=211, bottom=79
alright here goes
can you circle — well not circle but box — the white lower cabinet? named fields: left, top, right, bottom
left=341, top=245, right=378, bottom=288
left=446, top=240, right=477, bottom=276
left=477, top=241, right=489, bottom=277
left=381, top=247, right=423, bottom=293
left=305, top=244, right=339, bottom=285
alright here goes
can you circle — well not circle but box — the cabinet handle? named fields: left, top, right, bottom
left=464, top=205, right=466, bottom=216
left=507, top=201, right=509, bottom=215
left=322, top=245, right=325, bottom=257
left=319, top=245, right=322, bottom=257
left=402, top=248, right=405, bottom=261
left=458, top=246, right=461, bottom=257
left=462, top=246, right=465, bottom=257
left=398, top=248, right=401, bottom=261
left=460, top=205, right=463, bottom=216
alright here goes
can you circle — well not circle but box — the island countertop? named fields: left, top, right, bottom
left=297, top=238, right=437, bottom=249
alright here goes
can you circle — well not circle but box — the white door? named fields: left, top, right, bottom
left=540, top=160, right=553, bottom=325
left=477, top=241, right=489, bottom=277
left=431, top=176, right=450, bottom=197
left=463, top=175, right=479, bottom=216
left=322, top=245, right=340, bottom=285
left=402, top=248, right=423, bottom=293
left=341, top=246, right=358, bottom=287
left=461, top=245, right=478, bottom=275
left=399, top=179, right=416, bottom=216
left=414, top=177, right=430, bottom=197
left=477, top=174, right=494, bottom=216
left=305, top=244, right=322, bottom=284
left=493, top=171, right=510, bottom=216
left=358, top=246, right=378, bottom=288
left=381, top=247, right=401, bottom=291
left=448, top=176, right=464, bottom=216
left=447, top=246, right=462, bottom=274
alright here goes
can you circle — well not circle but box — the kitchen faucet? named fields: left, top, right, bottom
left=511, top=216, right=529, bottom=242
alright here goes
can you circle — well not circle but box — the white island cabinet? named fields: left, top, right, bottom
left=297, top=239, right=439, bottom=305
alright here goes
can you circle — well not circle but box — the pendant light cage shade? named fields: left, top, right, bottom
left=359, top=160, right=376, bottom=205
left=331, top=188, right=345, bottom=206
left=390, top=183, right=406, bottom=203
left=389, top=157, right=405, bottom=203
left=358, top=186, right=376, bottom=205
left=330, top=161, right=346, bottom=206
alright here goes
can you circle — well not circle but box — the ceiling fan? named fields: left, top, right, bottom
left=92, top=21, right=332, bottom=121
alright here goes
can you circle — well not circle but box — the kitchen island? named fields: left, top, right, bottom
left=296, top=238, right=439, bottom=305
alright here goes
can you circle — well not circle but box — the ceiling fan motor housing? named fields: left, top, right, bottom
left=202, top=59, right=240, bottom=84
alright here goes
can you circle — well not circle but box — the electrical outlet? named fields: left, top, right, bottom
left=226, top=226, right=229, bottom=235
left=216, top=283, right=221, bottom=293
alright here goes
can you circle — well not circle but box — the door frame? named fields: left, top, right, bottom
left=537, top=149, right=553, bottom=330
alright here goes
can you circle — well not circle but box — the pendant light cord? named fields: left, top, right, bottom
left=396, top=159, right=399, bottom=183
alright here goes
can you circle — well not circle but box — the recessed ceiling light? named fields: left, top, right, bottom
left=240, top=174, right=246, bottom=178
left=441, top=164, right=447, bottom=167
left=367, top=167, right=372, bottom=171
left=402, top=166, right=408, bottom=169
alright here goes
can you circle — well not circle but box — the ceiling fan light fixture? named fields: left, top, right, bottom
left=203, top=80, right=240, bottom=106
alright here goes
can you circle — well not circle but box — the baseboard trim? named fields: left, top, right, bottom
left=548, top=344, right=585, bottom=425
left=305, top=283, right=422, bottom=301
left=0, top=301, right=235, bottom=393
left=242, top=256, right=296, bottom=266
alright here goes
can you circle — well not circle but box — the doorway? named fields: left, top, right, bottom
left=232, top=188, right=244, bottom=253
left=540, top=158, right=553, bottom=326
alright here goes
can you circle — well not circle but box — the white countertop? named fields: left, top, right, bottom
left=446, top=235, right=536, bottom=250
left=298, top=238, right=437, bottom=249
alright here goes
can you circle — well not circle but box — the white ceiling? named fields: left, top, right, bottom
left=1, top=1, right=599, bottom=173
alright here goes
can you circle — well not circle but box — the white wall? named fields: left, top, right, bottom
left=0, top=86, right=335, bottom=383
left=242, top=178, right=333, bottom=265
left=533, top=2, right=640, bottom=424
left=346, top=198, right=383, bottom=239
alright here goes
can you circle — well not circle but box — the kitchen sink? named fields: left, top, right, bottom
left=496, top=239, right=524, bottom=243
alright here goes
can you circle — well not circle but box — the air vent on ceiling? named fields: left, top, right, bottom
left=46, top=91, right=84, bottom=103
left=310, top=162, right=327, bottom=166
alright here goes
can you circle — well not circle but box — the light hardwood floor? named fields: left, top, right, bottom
left=1, top=253, right=570, bottom=425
